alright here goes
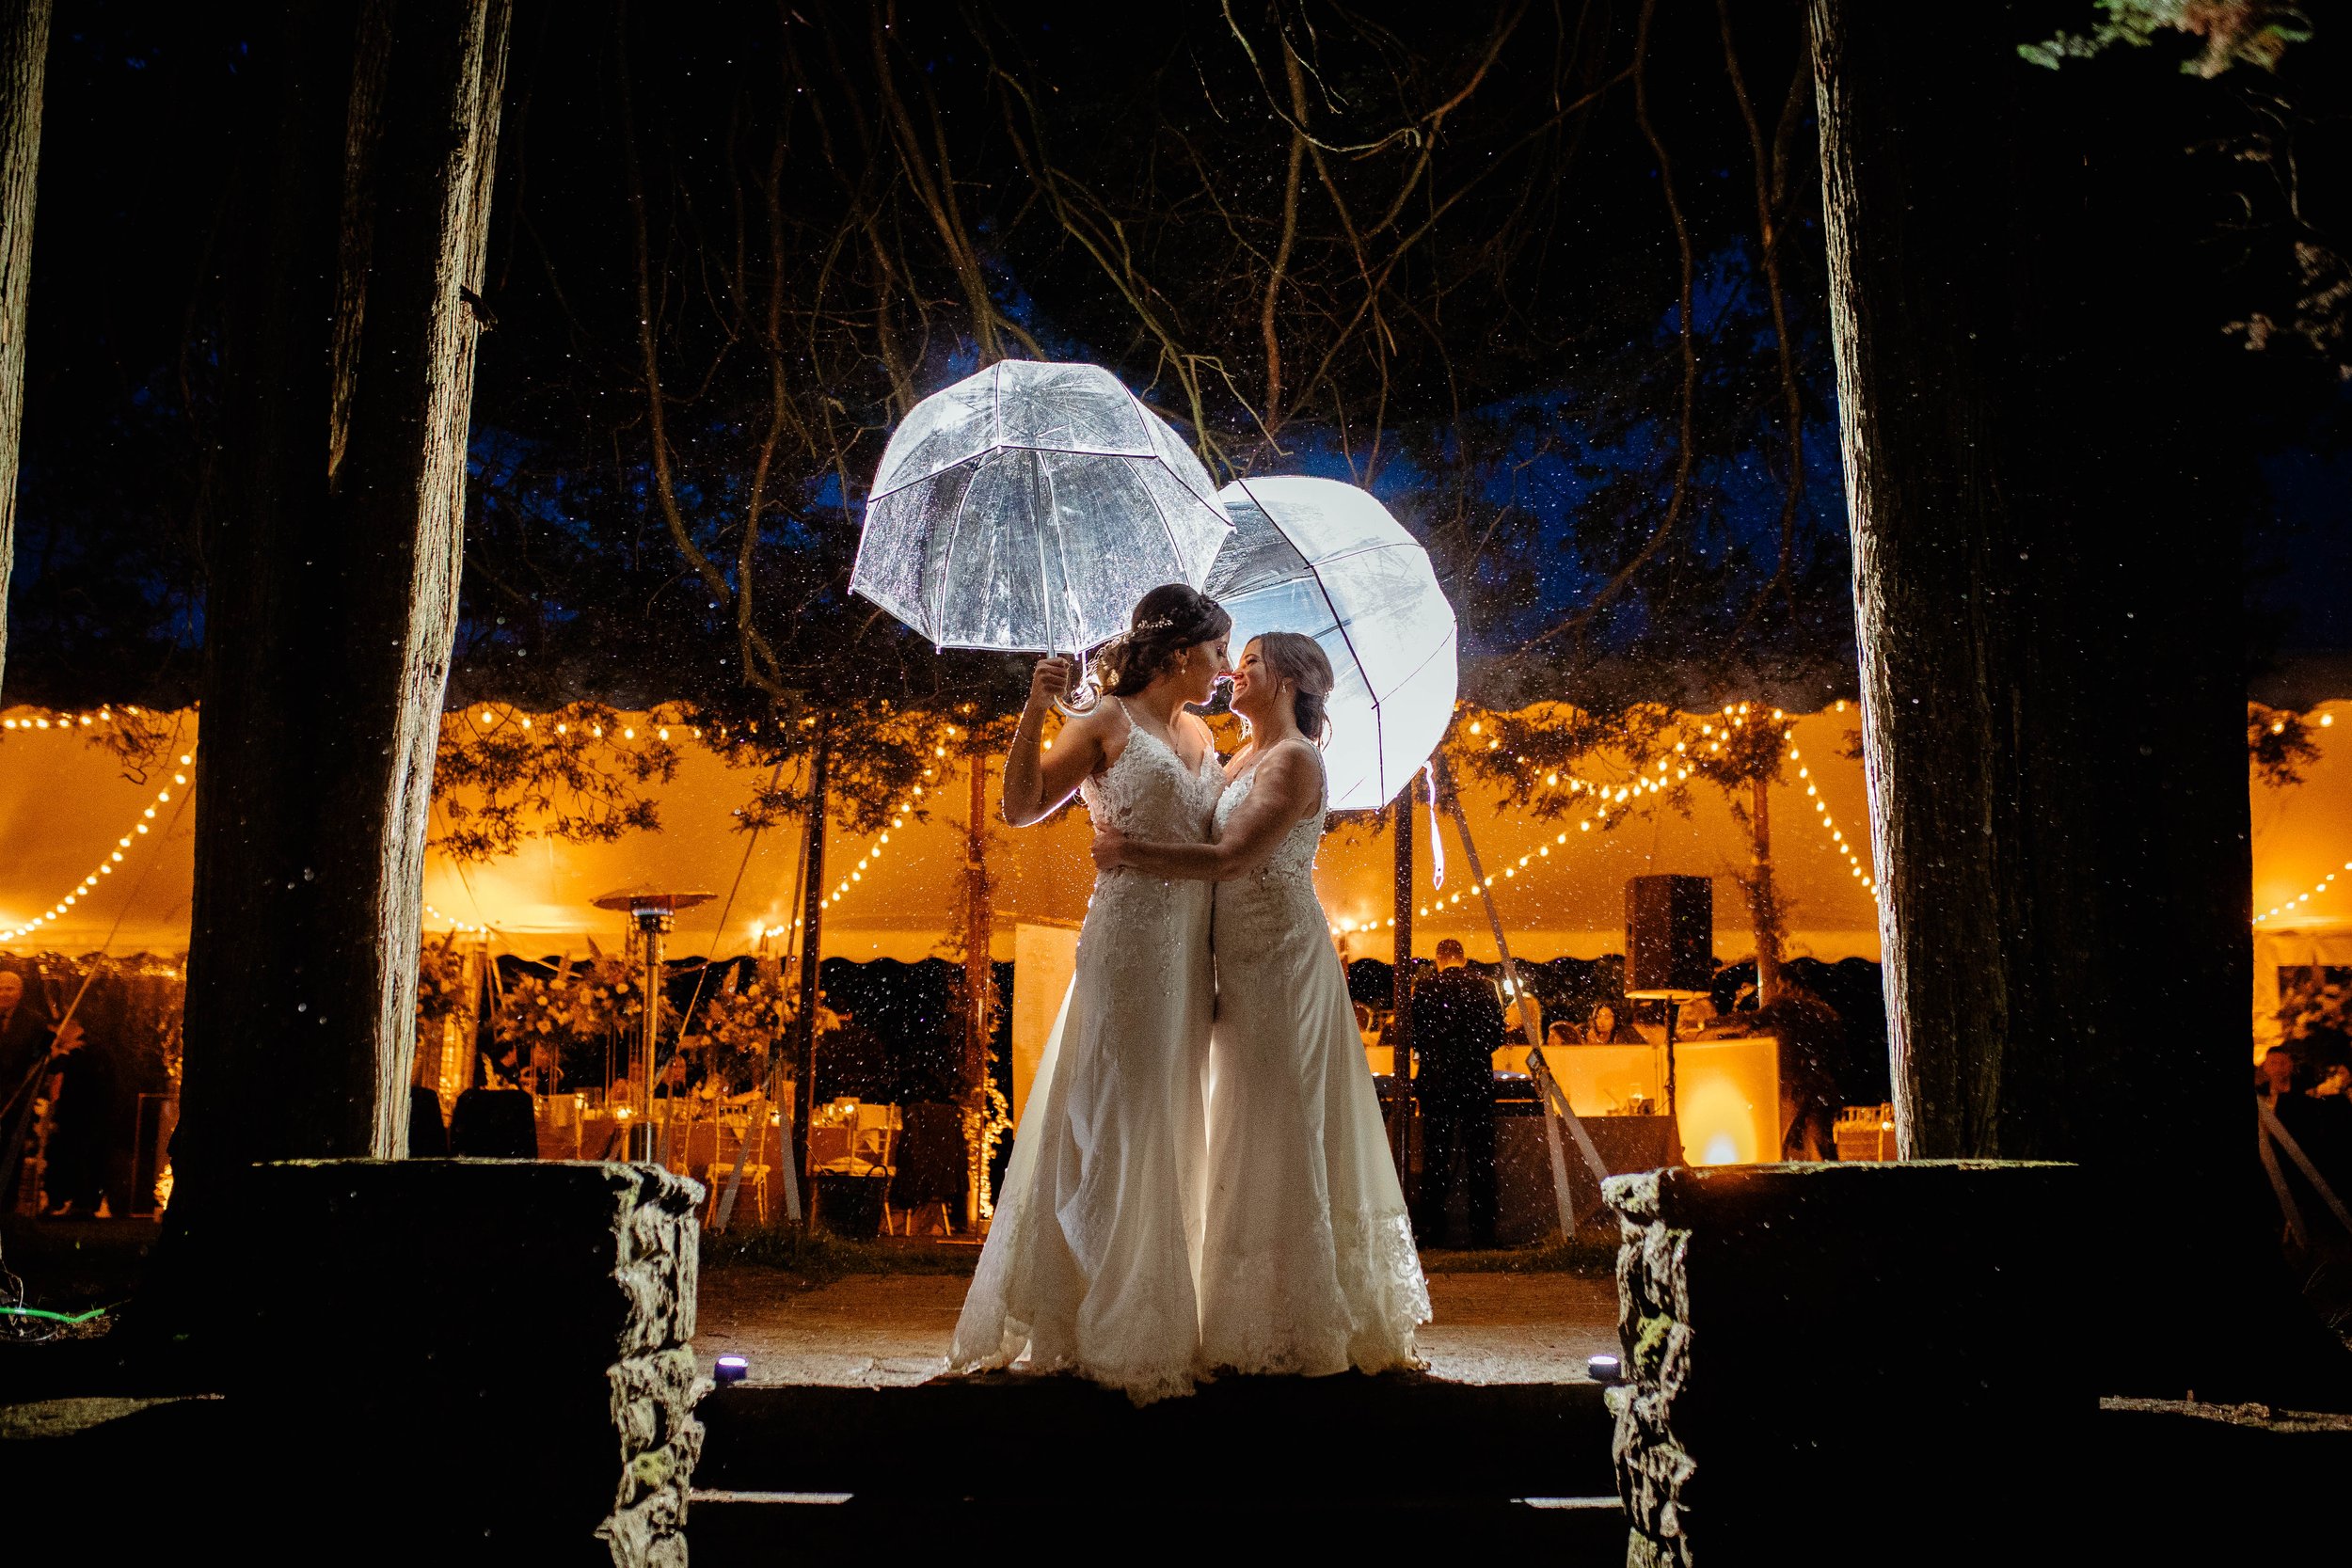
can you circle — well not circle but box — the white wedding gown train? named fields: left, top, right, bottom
left=1198, top=738, right=1428, bottom=1375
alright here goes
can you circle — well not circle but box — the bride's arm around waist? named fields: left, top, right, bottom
left=1091, top=745, right=1319, bottom=882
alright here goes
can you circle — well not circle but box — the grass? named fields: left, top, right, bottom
left=0, top=1216, right=159, bottom=1319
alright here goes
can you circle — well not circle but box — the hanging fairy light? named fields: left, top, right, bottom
left=819, top=791, right=924, bottom=912
left=423, top=901, right=491, bottom=936
left=2254, top=861, right=2352, bottom=927
left=1788, top=738, right=1878, bottom=905
left=1, top=752, right=196, bottom=943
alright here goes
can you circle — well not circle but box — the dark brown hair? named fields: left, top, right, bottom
left=1093, top=583, right=1232, bottom=697
left=1249, top=630, right=1335, bottom=744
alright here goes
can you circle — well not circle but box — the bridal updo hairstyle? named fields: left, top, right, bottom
left=1092, top=583, right=1232, bottom=697
left=1250, top=631, right=1335, bottom=745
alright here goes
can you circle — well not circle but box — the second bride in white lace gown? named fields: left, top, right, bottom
left=1094, top=632, right=1428, bottom=1377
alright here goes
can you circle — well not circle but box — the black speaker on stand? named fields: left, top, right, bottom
left=1624, top=875, right=1715, bottom=1115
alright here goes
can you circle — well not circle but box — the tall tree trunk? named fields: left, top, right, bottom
left=0, top=0, right=48, bottom=700
left=174, top=0, right=511, bottom=1215
left=1810, top=3, right=2313, bottom=1393
left=790, top=734, right=831, bottom=1228
left=1747, top=774, right=1782, bottom=1007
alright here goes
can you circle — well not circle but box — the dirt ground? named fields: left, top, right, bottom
left=692, top=1265, right=1622, bottom=1387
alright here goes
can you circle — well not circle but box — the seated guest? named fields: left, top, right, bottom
left=1546, top=1020, right=1579, bottom=1054
left=652, top=1052, right=706, bottom=1100
left=1504, top=991, right=1542, bottom=1051
left=449, top=1080, right=537, bottom=1158
left=1583, top=1003, right=1647, bottom=1044
left=519, top=1040, right=564, bottom=1097
left=408, top=1083, right=449, bottom=1158
left=1677, top=996, right=1723, bottom=1037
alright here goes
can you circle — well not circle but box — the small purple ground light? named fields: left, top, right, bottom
left=713, top=1355, right=751, bottom=1386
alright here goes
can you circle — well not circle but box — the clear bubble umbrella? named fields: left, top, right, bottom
left=1205, top=475, right=1458, bottom=811
left=851, top=360, right=1231, bottom=700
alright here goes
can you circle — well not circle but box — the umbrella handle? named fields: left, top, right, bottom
left=1053, top=650, right=1102, bottom=718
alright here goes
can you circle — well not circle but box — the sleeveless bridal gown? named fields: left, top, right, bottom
left=950, top=706, right=1222, bottom=1402
left=1199, top=738, right=1429, bottom=1375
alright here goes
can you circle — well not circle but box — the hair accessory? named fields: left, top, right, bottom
left=1131, top=596, right=1218, bottom=638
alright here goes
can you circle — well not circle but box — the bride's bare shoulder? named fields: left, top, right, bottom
left=1055, top=698, right=1129, bottom=771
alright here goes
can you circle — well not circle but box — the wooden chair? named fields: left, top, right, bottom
left=703, top=1112, right=771, bottom=1227
left=1834, top=1103, right=1896, bottom=1163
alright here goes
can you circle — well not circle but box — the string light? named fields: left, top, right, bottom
left=1466, top=705, right=1882, bottom=912
left=2, top=752, right=195, bottom=943
left=1789, top=737, right=1879, bottom=906
left=818, top=791, right=922, bottom=913
left=0, top=705, right=148, bottom=733
left=2254, top=861, right=2352, bottom=927
left=423, top=901, right=490, bottom=936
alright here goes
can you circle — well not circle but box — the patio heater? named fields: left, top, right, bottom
left=593, top=884, right=714, bottom=1161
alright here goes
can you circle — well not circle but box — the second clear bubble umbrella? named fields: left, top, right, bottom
left=1205, top=475, right=1458, bottom=811
left=850, top=360, right=1231, bottom=701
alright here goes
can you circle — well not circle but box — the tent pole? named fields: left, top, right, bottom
left=1434, top=759, right=1607, bottom=1238
left=1390, top=778, right=1416, bottom=1217
left=963, top=750, right=992, bottom=1229
left=790, top=734, right=832, bottom=1233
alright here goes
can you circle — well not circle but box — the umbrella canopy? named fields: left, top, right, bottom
left=1206, top=476, right=1457, bottom=811
left=852, top=360, right=1230, bottom=655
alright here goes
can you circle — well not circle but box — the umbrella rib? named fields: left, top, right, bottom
left=1130, top=388, right=1199, bottom=582
left=1303, top=540, right=1412, bottom=573
left=933, top=454, right=987, bottom=646
left=1304, top=554, right=1384, bottom=791
left=1034, top=450, right=1063, bottom=655
left=1137, top=460, right=1194, bottom=585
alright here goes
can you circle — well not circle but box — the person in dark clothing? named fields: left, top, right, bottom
left=0, top=969, right=51, bottom=1104
left=40, top=1016, right=120, bottom=1216
left=1751, top=983, right=1845, bottom=1161
left=0, top=971, right=57, bottom=1212
left=1409, top=939, right=1502, bottom=1247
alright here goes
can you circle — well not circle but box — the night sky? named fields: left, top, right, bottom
left=4, top=2, right=2344, bottom=717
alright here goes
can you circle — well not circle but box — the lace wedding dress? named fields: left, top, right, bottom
left=1198, top=737, right=1428, bottom=1375
left=950, top=706, right=1222, bottom=1402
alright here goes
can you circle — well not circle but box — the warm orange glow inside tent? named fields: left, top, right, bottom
left=3, top=702, right=2343, bottom=999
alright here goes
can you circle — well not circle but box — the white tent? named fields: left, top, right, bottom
left=11, top=698, right=2337, bottom=987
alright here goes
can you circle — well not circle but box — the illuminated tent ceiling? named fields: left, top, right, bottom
left=4, top=703, right=2344, bottom=973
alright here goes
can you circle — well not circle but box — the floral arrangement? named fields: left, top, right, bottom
left=691, top=976, right=795, bottom=1057
left=416, top=939, right=469, bottom=1031
left=494, top=958, right=660, bottom=1049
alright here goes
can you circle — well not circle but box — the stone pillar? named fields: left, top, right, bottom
left=1606, top=1163, right=2083, bottom=1565
left=233, top=1160, right=705, bottom=1564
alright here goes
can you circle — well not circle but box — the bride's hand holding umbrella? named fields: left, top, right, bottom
left=1004, top=654, right=1107, bottom=828
left=1026, top=654, right=1076, bottom=712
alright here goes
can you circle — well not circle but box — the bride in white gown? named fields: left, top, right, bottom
left=1094, top=632, right=1428, bottom=1377
left=949, top=585, right=1231, bottom=1403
